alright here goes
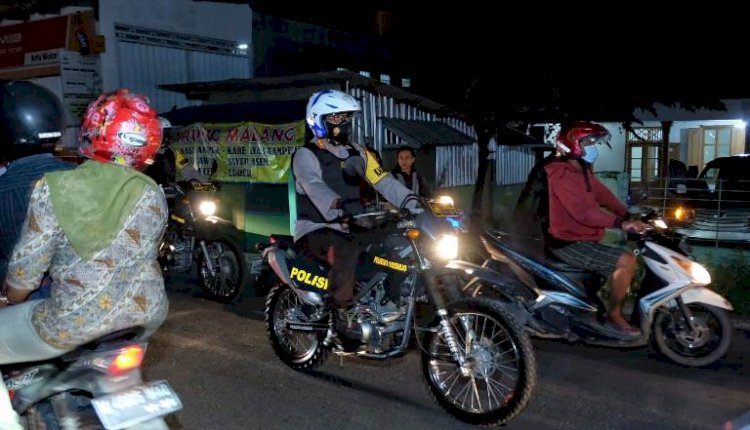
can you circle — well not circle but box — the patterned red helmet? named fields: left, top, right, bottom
left=78, top=89, right=162, bottom=169
left=555, top=121, right=611, bottom=159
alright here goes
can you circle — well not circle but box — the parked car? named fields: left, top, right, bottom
left=666, top=155, right=750, bottom=243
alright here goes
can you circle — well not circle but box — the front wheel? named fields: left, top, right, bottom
left=421, top=298, right=536, bottom=426
left=653, top=303, right=732, bottom=367
left=197, top=240, right=248, bottom=303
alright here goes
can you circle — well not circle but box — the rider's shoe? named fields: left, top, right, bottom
left=333, top=306, right=363, bottom=352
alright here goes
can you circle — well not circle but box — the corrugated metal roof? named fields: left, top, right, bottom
left=380, top=118, right=475, bottom=148
left=159, top=69, right=462, bottom=118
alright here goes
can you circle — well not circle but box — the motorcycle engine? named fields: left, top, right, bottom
left=352, top=281, right=406, bottom=353
left=161, top=227, right=193, bottom=272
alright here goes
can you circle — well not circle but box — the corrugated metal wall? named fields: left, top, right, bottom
left=494, top=145, right=536, bottom=185
left=435, top=144, right=479, bottom=187
left=348, top=87, right=535, bottom=187
left=117, top=42, right=249, bottom=113
left=349, top=87, right=501, bottom=187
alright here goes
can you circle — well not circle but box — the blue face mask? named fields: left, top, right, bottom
left=582, top=145, right=599, bottom=164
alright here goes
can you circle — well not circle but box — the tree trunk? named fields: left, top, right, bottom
left=470, top=125, right=492, bottom=230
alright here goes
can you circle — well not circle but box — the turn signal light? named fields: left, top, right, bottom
left=406, top=229, right=420, bottom=240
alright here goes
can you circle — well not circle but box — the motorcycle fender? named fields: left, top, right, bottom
left=266, top=248, right=295, bottom=288
left=681, top=286, right=734, bottom=311
left=195, top=217, right=243, bottom=245
left=266, top=247, right=323, bottom=306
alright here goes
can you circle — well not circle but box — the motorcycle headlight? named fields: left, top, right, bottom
left=435, top=234, right=458, bottom=260
left=199, top=200, right=217, bottom=216
left=436, top=195, right=454, bottom=206
left=653, top=219, right=668, bottom=229
left=671, top=256, right=711, bottom=285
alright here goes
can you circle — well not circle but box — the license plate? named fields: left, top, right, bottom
left=91, top=380, right=182, bottom=430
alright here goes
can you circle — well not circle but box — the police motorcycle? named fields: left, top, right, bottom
left=454, top=210, right=734, bottom=367
left=256, top=195, right=536, bottom=426
left=2, top=327, right=181, bottom=429
left=159, top=180, right=249, bottom=303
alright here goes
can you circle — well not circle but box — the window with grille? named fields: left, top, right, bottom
left=626, top=127, right=662, bottom=184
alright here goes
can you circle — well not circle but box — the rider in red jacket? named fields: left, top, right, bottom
left=545, top=122, right=647, bottom=336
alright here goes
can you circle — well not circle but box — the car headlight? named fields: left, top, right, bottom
left=199, top=200, right=217, bottom=216
left=674, top=206, right=686, bottom=220
left=672, top=206, right=694, bottom=223
left=671, top=256, right=711, bottom=284
left=435, top=234, right=458, bottom=260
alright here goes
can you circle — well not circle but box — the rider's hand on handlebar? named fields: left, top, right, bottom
left=622, top=220, right=648, bottom=233
left=342, top=200, right=365, bottom=217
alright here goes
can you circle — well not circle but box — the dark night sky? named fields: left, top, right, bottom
left=247, top=2, right=750, bottom=118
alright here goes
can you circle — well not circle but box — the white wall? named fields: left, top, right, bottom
left=98, top=0, right=253, bottom=91
left=636, top=119, right=746, bottom=163
left=591, top=122, right=627, bottom=173
left=589, top=119, right=747, bottom=173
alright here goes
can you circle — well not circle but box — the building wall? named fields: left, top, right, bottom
left=252, top=13, right=386, bottom=78
left=98, top=0, right=253, bottom=92
left=590, top=120, right=747, bottom=174
left=592, top=122, right=628, bottom=173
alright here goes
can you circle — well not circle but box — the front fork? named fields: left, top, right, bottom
left=675, top=296, right=698, bottom=333
left=423, top=269, right=473, bottom=371
left=199, top=239, right=216, bottom=273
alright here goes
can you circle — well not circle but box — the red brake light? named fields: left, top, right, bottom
left=107, top=345, right=145, bottom=375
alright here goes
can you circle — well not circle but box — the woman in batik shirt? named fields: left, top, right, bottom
left=0, top=89, right=169, bottom=429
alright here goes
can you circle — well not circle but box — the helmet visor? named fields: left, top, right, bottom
left=580, top=132, right=611, bottom=148
left=325, top=112, right=353, bottom=125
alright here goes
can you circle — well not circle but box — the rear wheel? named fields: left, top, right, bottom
left=24, top=394, right=103, bottom=430
left=421, top=298, right=536, bottom=426
left=265, top=284, right=328, bottom=370
left=653, top=303, right=732, bottom=367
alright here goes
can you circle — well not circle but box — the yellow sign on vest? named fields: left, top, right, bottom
left=364, top=149, right=388, bottom=184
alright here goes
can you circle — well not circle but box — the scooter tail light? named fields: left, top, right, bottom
left=107, top=345, right=145, bottom=376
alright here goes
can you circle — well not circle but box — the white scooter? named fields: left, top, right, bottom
left=450, top=213, right=734, bottom=367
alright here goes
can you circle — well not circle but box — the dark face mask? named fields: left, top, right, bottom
left=327, top=120, right=352, bottom=145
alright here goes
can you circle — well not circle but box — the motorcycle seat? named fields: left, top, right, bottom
left=490, top=233, right=595, bottom=275
left=0, top=327, right=147, bottom=372
left=543, top=253, right=593, bottom=274
left=60, top=327, right=146, bottom=361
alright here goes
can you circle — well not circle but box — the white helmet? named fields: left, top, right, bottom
left=305, top=89, right=361, bottom=139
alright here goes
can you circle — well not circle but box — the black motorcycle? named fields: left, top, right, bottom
left=3, top=327, right=181, bottom=429
left=256, top=196, right=536, bottom=426
left=159, top=181, right=249, bottom=303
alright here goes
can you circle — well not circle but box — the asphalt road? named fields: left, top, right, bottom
left=141, top=275, right=750, bottom=430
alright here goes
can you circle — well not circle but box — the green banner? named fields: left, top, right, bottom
left=170, top=121, right=305, bottom=183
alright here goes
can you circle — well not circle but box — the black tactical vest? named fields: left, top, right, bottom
left=295, top=142, right=361, bottom=223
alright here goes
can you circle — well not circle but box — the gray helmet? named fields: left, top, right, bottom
left=0, top=81, right=66, bottom=161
